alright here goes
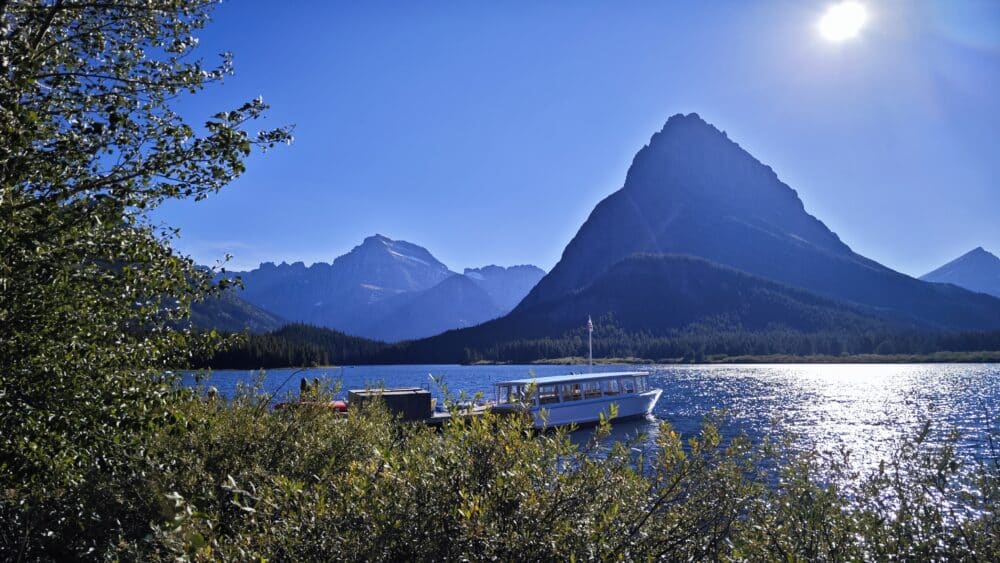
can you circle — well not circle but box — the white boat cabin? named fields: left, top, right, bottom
left=495, top=371, right=653, bottom=407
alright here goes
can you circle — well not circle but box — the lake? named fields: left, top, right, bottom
left=183, top=363, right=999, bottom=473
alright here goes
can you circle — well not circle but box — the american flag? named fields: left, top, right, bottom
left=587, top=315, right=593, bottom=333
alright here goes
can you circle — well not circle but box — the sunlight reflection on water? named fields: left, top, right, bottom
left=648, top=364, right=998, bottom=473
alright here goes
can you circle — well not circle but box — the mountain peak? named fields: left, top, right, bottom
left=950, top=246, right=998, bottom=265
left=661, top=111, right=709, bottom=130
left=625, top=112, right=796, bottom=211
left=922, top=246, right=1000, bottom=299
left=362, top=233, right=393, bottom=245
left=341, top=235, right=450, bottom=272
left=652, top=112, right=729, bottom=146
left=929, top=246, right=1000, bottom=270
left=520, top=113, right=854, bottom=309
left=460, top=264, right=546, bottom=313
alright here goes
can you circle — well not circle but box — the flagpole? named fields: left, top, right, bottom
left=587, top=315, right=593, bottom=372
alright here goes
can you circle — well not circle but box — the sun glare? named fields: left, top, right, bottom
left=818, top=1, right=868, bottom=42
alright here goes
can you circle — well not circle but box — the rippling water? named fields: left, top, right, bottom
left=183, top=363, right=999, bottom=471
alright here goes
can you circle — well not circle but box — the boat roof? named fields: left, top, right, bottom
left=495, top=371, right=649, bottom=386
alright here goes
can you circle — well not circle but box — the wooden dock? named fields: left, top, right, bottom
left=421, top=405, right=491, bottom=427
left=348, top=387, right=490, bottom=426
left=282, top=384, right=492, bottom=426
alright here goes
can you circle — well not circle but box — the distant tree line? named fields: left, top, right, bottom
left=201, top=323, right=387, bottom=369
left=446, top=328, right=1000, bottom=364
left=199, top=321, right=1000, bottom=368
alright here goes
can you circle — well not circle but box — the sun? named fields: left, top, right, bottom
left=818, top=1, right=869, bottom=42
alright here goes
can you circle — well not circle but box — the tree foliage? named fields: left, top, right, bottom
left=202, top=323, right=387, bottom=369
left=0, top=0, right=288, bottom=556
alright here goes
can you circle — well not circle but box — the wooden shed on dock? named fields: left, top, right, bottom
left=348, top=387, right=433, bottom=421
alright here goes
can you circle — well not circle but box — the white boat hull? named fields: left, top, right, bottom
left=500, top=389, right=662, bottom=429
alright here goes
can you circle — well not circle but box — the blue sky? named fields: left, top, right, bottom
left=154, top=0, right=1000, bottom=276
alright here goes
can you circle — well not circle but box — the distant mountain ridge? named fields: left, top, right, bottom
left=235, top=234, right=453, bottom=323
left=207, top=235, right=545, bottom=342
left=360, top=264, right=548, bottom=342
left=463, top=265, right=546, bottom=312
left=358, top=274, right=505, bottom=342
left=921, top=247, right=1000, bottom=298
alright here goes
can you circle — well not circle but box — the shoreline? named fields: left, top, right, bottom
left=517, top=351, right=1000, bottom=365
left=193, top=351, right=1000, bottom=371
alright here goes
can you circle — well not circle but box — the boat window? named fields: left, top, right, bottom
left=559, top=383, right=582, bottom=401
left=539, top=385, right=560, bottom=405
left=636, top=376, right=647, bottom=393
left=603, top=379, right=620, bottom=395
left=622, top=378, right=635, bottom=394
left=583, top=381, right=603, bottom=399
left=498, top=384, right=536, bottom=404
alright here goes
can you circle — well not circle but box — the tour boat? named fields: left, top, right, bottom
left=491, top=371, right=661, bottom=429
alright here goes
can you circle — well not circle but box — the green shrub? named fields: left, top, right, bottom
left=3, top=371, right=996, bottom=560
left=100, top=381, right=1000, bottom=561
